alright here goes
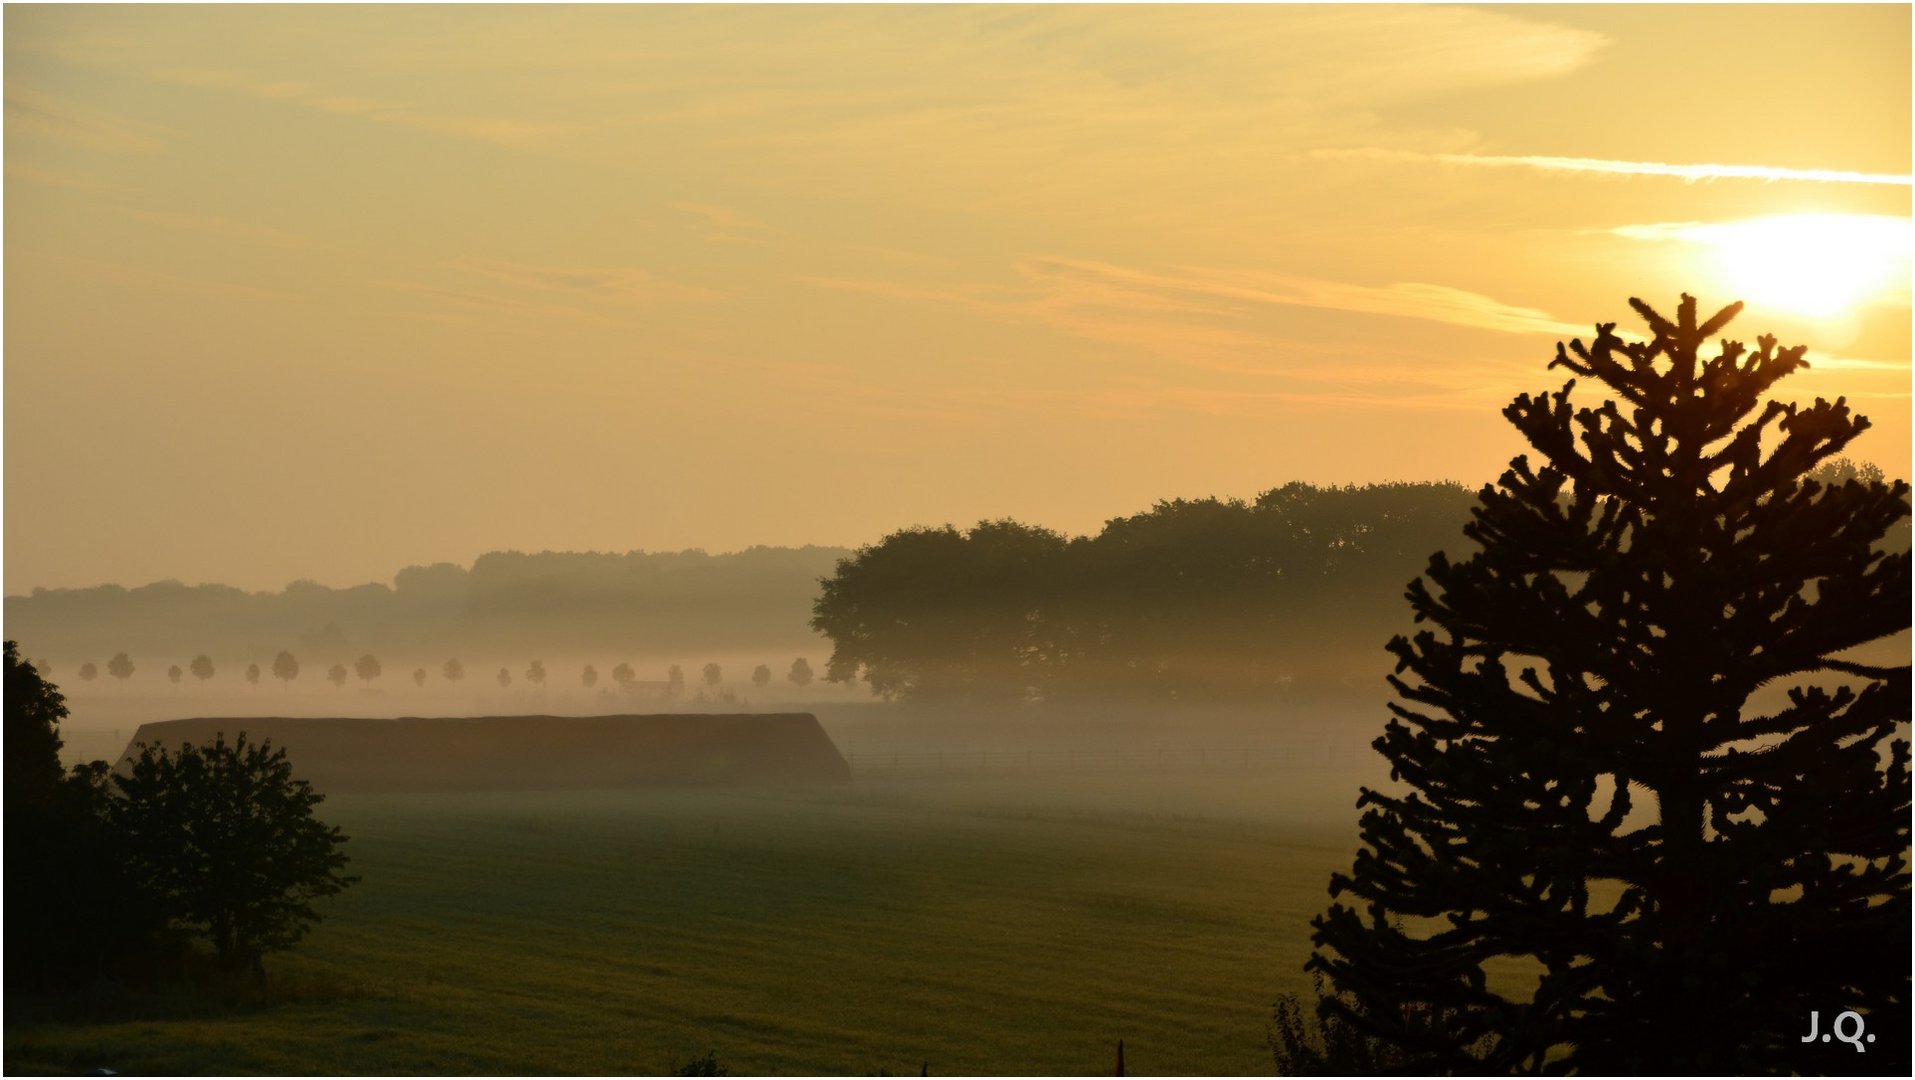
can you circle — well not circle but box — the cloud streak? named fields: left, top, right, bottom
left=1312, top=148, right=1912, bottom=186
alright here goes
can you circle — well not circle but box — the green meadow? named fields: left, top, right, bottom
left=6, top=768, right=1365, bottom=1076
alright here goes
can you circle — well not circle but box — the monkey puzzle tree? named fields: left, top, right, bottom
left=1306, top=296, right=1909, bottom=1074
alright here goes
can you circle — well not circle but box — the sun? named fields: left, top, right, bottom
left=1620, top=213, right=1911, bottom=318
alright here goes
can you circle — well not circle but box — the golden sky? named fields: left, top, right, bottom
left=5, top=4, right=1910, bottom=592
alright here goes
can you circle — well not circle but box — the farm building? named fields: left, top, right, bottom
left=115, top=713, right=852, bottom=792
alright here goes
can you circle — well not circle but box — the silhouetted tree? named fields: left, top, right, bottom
left=582, top=664, right=599, bottom=689
left=496, top=667, right=512, bottom=690
left=1307, top=296, right=1910, bottom=1073
left=443, top=657, right=465, bottom=684
left=111, top=732, right=356, bottom=980
left=667, top=664, right=685, bottom=699
left=326, top=664, right=348, bottom=688
left=167, top=664, right=183, bottom=686
left=353, top=654, right=381, bottom=685
left=245, top=662, right=262, bottom=685
left=189, top=654, right=215, bottom=685
left=751, top=664, right=772, bottom=689
left=526, top=659, right=547, bottom=687
left=79, top=661, right=99, bottom=683
left=788, top=657, right=814, bottom=688
left=6, top=644, right=67, bottom=802
left=813, top=519, right=1072, bottom=700
left=702, top=662, right=722, bottom=688
left=412, top=667, right=427, bottom=687
left=612, top=662, right=635, bottom=688
left=5, top=644, right=155, bottom=990
left=108, top=652, right=134, bottom=683
left=273, top=650, right=299, bottom=684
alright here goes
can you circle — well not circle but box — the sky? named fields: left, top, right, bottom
left=4, top=3, right=1910, bottom=593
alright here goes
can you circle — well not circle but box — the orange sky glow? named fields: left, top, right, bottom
left=4, top=4, right=1909, bottom=592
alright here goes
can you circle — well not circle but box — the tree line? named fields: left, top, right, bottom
left=61, top=650, right=821, bottom=697
left=5, top=545, right=846, bottom=664
left=811, top=481, right=1482, bottom=702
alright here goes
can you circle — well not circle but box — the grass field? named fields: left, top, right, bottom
left=5, top=765, right=1369, bottom=1076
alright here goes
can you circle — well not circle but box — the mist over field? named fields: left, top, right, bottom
left=7, top=3, right=1909, bottom=1076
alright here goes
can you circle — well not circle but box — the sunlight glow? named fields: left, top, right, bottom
left=1617, top=214, right=1912, bottom=317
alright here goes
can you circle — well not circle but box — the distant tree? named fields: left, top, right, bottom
left=167, top=664, right=184, bottom=686
left=245, top=662, right=262, bottom=685
left=496, top=667, right=512, bottom=690
left=1814, top=454, right=1887, bottom=487
left=581, top=664, right=599, bottom=690
left=79, top=661, right=99, bottom=683
left=189, top=654, right=215, bottom=685
left=353, top=654, right=382, bottom=685
left=107, top=652, right=135, bottom=683
left=110, top=732, right=357, bottom=980
left=751, top=664, right=771, bottom=689
left=1306, top=296, right=1911, bottom=1072
left=526, top=659, right=547, bottom=687
left=787, top=657, right=814, bottom=688
left=667, top=664, right=685, bottom=699
left=327, top=664, right=348, bottom=688
left=611, top=662, right=635, bottom=688
left=273, top=650, right=300, bottom=685
left=812, top=520, right=1070, bottom=700
left=701, top=662, right=722, bottom=688
left=443, top=658, right=465, bottom=684
left=412, top=667, right=427, bottom=687
left=673, top=1051, right=728, bottom=1077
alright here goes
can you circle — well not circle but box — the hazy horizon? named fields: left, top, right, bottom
left=7, top=4, right=1910, bottom=593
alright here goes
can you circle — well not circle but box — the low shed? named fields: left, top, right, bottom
left=116, top=713, right=852, bottom=793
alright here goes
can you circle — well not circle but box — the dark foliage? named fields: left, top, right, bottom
left=1271, top=974, right=1473, bottom=1075
left=5, top=644, right=159, bottom=991
left=111, top=732, right=357, bottom=978
left=1308, top=296, right=1910, bottom=1072
left=811, top=485, right=1479, bottom=702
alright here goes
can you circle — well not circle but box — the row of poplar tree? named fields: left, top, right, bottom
left=50, top=653, right=821, bottom=692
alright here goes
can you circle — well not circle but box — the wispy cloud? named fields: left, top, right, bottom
left=804, top=256, right=1595, bottom=409
left=121, top=208, right=309, bottom=249
left=1312, top=148, right=1912, bottom=186
left=448, top=259, right=722, bottom=306
left=5, top=84, right=166, bottom=154
left=669, top=202, right=762, bottom=231
left=150, top=67, right=560, bottom=149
